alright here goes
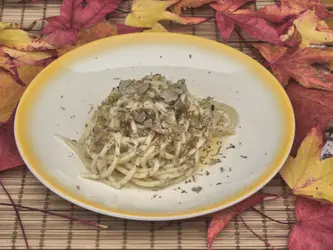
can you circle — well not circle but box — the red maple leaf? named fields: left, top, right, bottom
left=288, top=196, right=333, bottom=250
left=286, top=82, right=333, bottom=155
left=211, top=0, right=282, bottom=44
left=0, top=114, right=24, bottom=171
left=257, top=0, right=332, bottom=24
left=41, top=0, right=121, bottom=46
left=207, top=193, right=277, bottom=250
left=255, top=43, right=333, bottom=91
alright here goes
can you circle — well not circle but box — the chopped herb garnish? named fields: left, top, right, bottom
left=220, top=167, right=224, bottom=173
left=60, top=107, right=66, bottom=110
left=181, top=190, right=187, bottom=194
left=226, top=143, right=235, bottom=150
left=191, top=186, right=202, bottom=193
left=151, top=194, right=157, bottom=199
left=216, top=182, right=222, bottom=185
left=240, top=155, right=248, bottom=158
left=189, top=54, right=192, bottom=58
left=76, top=185, right=80, bottom=190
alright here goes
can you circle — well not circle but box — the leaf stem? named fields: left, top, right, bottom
left=251, top=207, right=297, bottom=225
left=0, top=178, right=30, bottom=250
left=157, top=220, right=177, bottom=230
left=239, top=215, right=277, bottom=250
left=115, top=9, right=130, bottom=14
left=0, top=202, right=109, bottom=229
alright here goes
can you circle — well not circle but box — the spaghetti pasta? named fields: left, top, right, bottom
left=56, top=74, right=238, bottom=189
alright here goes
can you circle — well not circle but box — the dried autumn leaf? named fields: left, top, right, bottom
left=0, top=22, right=54, bottom=51
left=0, top=70, right=25, bottom=123
left=207, top=193, right=277, bottom=250
left=144, top=22, right=169, bottom=32
left=1, top=46, right=56, bottom=67
left=281, top=10, right=333, bottom=47
left=125, top=0, right=206, bottom=28
left=257, top=0, right=332, bottom=24
left=211, top=0, right=282, bottom=44
left=171, top=0, right=214, bottom=16
left=17, top=66, right=44, bottom=85
left=0, top=46, right=55, bottom=85
left=255, top=43, right=333, bottom=91
left=286, top=82, right=333, bottom=155
left=280, top=127, right=333, bottom=203
left=42, top=0, right=121, bottom=46
left=57, top=22, right=141, bottom=56
left=288, top=197, right=333, bottom=250
left=0, top=114, right=24, bottom=171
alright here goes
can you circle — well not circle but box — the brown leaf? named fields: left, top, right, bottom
left=57, top=22, right=142, bottom=56
left=255, top=43, right=333, bottom=91
left=18, top=66, right=44, bottom=85
left=0, top=70, right=25, bottom=123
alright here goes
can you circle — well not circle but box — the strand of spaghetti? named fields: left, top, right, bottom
left=100, top=178, right=121, bottom=189
left=99, top=133, right=122, bottom=178
left=159, top=151, right=174, bottom=160
left=131, top=178, right=165, bottom=188
left=117, top=165, right=137, bottom=186
left=147, top=159, right=161, bottom=177
left=90, top=136, right=115, bottom=174
left=116, top=165, right=149, bottom=179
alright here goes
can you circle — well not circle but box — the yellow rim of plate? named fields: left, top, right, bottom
left=15, top=33, right=295, bottom=220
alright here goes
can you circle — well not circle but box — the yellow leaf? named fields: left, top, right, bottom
left=0, top=70, right=25, bottom=122
left=126, top=0, right=178, bottom=28
left=1, top=46, right=54, bottom=66
left=144, top=23, right=168, bottom=32
left=0, top=22, right=54, bottom=51
left=280, top=128, right=333, bottom=203
left=281, top=10, right=333, bottom=47
left=0, top=22, right=20, bottom=30
left=125, top=0, right=205, bottom=28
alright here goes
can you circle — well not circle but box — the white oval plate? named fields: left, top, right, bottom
left=15, top=33, right=294, bottom=221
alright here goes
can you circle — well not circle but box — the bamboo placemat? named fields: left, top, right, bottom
left=0, top=0, right=331, bottom=249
